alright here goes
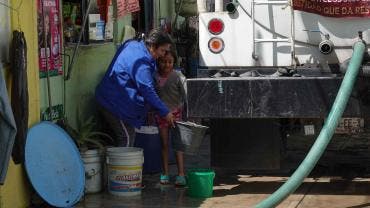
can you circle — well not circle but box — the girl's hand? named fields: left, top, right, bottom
left=165, top=112, right=175, bottom=128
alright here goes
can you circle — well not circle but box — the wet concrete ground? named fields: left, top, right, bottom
left=76, top=135, right=370, bottom=208
left=76, top=173, right=370, bottom=208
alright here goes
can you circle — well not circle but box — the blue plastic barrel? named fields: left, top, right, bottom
left=134, top=126, right=162, bottom=174
left=134, top=126, right=177, bottom=174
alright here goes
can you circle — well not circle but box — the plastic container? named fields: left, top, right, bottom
left=25, top=122, right=85, bottom=207
left=95, top=20, right=105, bottom=40
left=175, top=121, right=209, bottom=155
left=134, top=126, right=162, bottom=174
left=81, top=149, right=104, bottom=193
left=106, top=147, right=144, bottom=196
left=187, top=168, right=215, bottom=198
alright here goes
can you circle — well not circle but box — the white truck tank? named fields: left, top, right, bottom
left=198, top=0, right=370, bottom=68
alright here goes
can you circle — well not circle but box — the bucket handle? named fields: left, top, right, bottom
left=85, top=168, right=101, bottom=179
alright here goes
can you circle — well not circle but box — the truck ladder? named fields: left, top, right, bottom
left=251, top=0, right=296, bottom=66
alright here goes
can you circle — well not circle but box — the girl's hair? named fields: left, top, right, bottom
left=145, top=28, right=173, bottom=48
left=165, top=46, right=178, bottom=64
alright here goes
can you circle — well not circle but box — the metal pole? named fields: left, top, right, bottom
left=65, top=0, right=93, bottom=80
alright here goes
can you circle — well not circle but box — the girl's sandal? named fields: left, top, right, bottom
left=175, top=175, right=186, bottom=187
left=160, top=174, right=170, bottom=185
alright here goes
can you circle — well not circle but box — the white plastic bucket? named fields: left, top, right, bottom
left=106, top=147, right=144, bottom=196
left=81, top=149, right=103, bottom=194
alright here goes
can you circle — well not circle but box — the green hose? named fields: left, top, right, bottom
left=255, top=41, right=366, bottom=208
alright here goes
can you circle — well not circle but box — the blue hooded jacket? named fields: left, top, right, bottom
left=95, top=40, right=169, bottom=128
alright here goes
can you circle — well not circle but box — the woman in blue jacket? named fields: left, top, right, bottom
left=95, top=29, right=174, bottom=147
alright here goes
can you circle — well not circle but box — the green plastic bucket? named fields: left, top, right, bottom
left=187, top=169, right=215, bottom=198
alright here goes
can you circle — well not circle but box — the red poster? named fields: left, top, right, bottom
left=117, top=0, right=140, bottom=18
left=37, top=0, right=62, bottom=76
left=293, top=0, right=370, bottom=18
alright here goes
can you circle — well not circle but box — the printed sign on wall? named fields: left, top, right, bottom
left=293, top=0, right=370, bottom=17
left=117, top=0, right=140, bottom=18
left=37, top=0, right=63, bottom=78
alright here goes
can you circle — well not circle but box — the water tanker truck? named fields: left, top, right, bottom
left=186, top=0, right=370, bottom=173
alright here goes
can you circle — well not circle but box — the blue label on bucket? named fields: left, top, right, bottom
left=108, top=165, right=142, bottom=192
left=109, top=181, right=141, bottom=192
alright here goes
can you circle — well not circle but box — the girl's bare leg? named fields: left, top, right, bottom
left=176, top=151, right=185, bottom=176
left=159, top=127, right=170, bottom=176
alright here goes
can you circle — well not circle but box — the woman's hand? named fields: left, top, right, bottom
left=165, top=112, right=175, bottom=128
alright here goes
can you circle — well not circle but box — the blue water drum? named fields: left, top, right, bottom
left=134, top=126, right=162, bottom=174
left=134, top=126, right=177, bottom=174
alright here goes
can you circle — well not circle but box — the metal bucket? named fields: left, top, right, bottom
left=174, top=121, right=208, bottom=155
